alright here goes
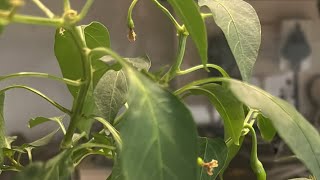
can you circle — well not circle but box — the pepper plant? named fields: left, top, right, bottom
left=0, top=0, right=319, bottom=180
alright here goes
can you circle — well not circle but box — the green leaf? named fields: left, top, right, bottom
left=94, top=56, right=151, bottom=123
left=94, top=70, right=128, bottom=123
left=221, top=78, right=320, bottom=179
left=0, top=94, right=5, bottom=165
left=257, top=114, right=276, bottom=142
left=13, top=150, right=74, bottom=180
left=29, top=128, right=59, bottom=147
left=198, top=137, right=228, bottom=180
left=166, top=0, right=208, bottom=66
left=54, top=21, right=111, bottom=97
left=54, top=27, right=83, bottom=97
left=114, top=69, right=198, bottom=180
left=28, top=116, right=64, bottom=128
left=189, top=83, right=245, bottom=145
left=198, top=0, right=261, bottom=81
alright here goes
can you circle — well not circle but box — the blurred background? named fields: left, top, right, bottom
left=1, top=0, right=320, bottom=179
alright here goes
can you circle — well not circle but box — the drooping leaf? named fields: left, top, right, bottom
left=166, top=0, right=208, bottom=66
left=198, top=137, right=228, bottom=180
left=221, top=78, right=320, bottom=179
left=114, top=68, right=198, bottom=180
left=29, top=128, right=59, bottom=147
left=257, top=114, right=276, bottom=142
left=28, top=116, right=64, bottom=128
left=198, top=0, right=261, bottom=81
left=13, top=150, right=74, bottom=180
left=189, top=83, right=245, bottom=145
left=0, top=94, right=5, bottom=165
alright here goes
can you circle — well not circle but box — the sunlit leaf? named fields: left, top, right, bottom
left=166, top=0, right=208, bottom=66
left=198, top=137, right=228, bottom=180
left=198, top=0, right=261, bottom=81
left=221, top=78, right=320, bottom=179
left=113, top=68, right=198, bottom=180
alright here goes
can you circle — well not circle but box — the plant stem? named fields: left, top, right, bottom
left=151, top=0, right=183, bottom=32
left=0, top=85, right=71, bottom=115
left=64, top=0, right=71, bottom=11
left=93, top=116, right=122, bottom=149
left=32, top=0, right=55, bottom=18
left=77, top=0, right=95, bottom=21
left=0, top=72, right=81, bottom=86
left=127, top=0, right=138, bottom=29
left=174, top=77, right=223, bottom=95
left=61, top=26, right=92, bottom=149
left=162, top=32, right=188, bottom=81
left=244, top=124, right=267, bottom=180
left=6, top=13, right=63, bottom=27
left=177, top=64, right=230, bottom=78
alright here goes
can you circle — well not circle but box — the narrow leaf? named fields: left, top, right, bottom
left=29, top=128, right=59, bottom=147
left=115, top=69, right=198, bottom=180
left=0, top=94, right=5, bottom=165
left=166, top=0, right=208, bottom=66
left=198, top=137, right=228, bottom=180
left=221, top=78, right=320, bottom=179
left=198, top=0, right=261, bottom=81
left=189, top=83, right=245, bottom=145
left=257, top=114, right=276, bottom=142
left=28, top=116, right=64, bottom=128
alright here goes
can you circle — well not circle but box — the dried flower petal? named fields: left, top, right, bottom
left=127, top=28, right=136, bottom=42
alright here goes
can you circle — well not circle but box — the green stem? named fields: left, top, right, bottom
left=244, top=124, right=267, bottom=180
left=0, top=72, right=81, bottom=86
left=32, top=0, right=55, bottom=18
left=0, top=10, right=64, bottom=27
left=93, top=116, right=122, bottom=149
left=57, top=121, right=67, bottom=135
left=77, top=0, right=95, bottom=21
left=174, top=77, right=223, bottom=95
left=151, top=0, right=183, bottom=32
left=162, top=32, right=188, bottom=81
left=177, top=64, right=230, bottom=78
left=127, top=0, right=138, bottom=29
left=64, top=0, right=71, bottom=11
left=0, top=85, right=71, bottom=115
left=61, top=26, right=92, bottom=149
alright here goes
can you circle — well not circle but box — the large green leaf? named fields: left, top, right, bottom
left=198, top=0, right=261, bottom=81
left=221, top=78, right=320, bottom=179
left=54, top=21, right=111, bottom=97
left=189, top=83, right=245, bottom=145
left=114, top=69, right=198, bottom=180
left=0, top=94, right=5, bottom=165
left=54, top=27, right=83, bottom=97
left=257, top=114, right=276, bottom=142
left=166, top=0, right=208, bottom=66
left=198, top=137, right=228, bottom=180
left=13, top=150, right=74, bottom=180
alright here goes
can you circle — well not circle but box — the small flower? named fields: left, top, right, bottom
left=198, top=157, right=219, bottom=176
left=127, top=28, right=136, bottom=42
